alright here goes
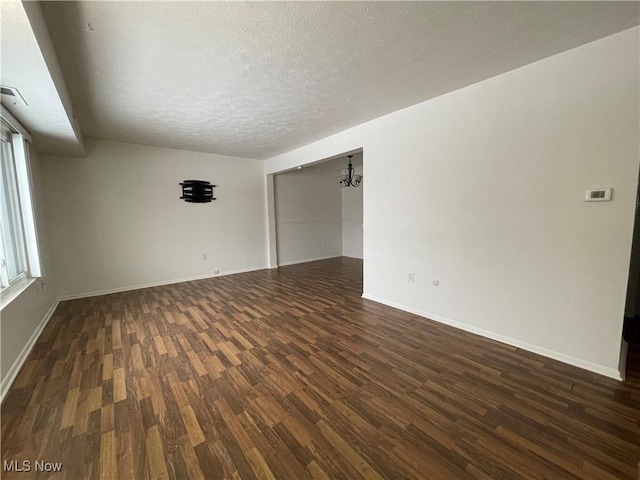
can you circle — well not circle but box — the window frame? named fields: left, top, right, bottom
left=0, top=113, right=41, bottom=309
left=1, top=129, right=27, bottom=283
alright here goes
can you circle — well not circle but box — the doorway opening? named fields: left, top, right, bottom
left=623, top=172, right=640, bottom=378
left=268, top=150, right=363, bottom=294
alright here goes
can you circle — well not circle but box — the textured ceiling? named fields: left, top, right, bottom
left=41, top=1, right=639, bottom=159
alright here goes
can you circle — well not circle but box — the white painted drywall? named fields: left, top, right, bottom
left=341, top=153, right=363, bottom=259
left=265, top=28, right=640, bottom=378
left=1, top=147, right=58, bottom=387
left=265, top=175, right=278, bottom=268
left=274, top=167, right=342, bottom=266
left=41, top=138, right=267, bottom=298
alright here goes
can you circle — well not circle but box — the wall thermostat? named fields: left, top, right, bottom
left=585, top=188, right=612, bottom=202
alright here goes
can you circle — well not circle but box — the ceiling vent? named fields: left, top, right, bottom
left=1, top=86, right=28, bottom=107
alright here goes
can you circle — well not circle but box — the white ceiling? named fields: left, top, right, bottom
left=1, top=1, right=83, bottom=156
left=30, top=1, right=640, bottom=159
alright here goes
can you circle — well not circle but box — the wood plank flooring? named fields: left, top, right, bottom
left=2, top=257, right=639, bottom=479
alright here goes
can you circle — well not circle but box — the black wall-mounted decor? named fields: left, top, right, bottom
left=180, top=180, right=216, bottom=203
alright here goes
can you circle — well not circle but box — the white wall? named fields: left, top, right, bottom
left=341, top=153, right=363, bottom=259
left=265, top=28, right=640, bottom=379
left=42, top=138, right=267, bottom=298
left=274, top=167, right=342, bottom=265
left=1, top=147, right=58, bottom=397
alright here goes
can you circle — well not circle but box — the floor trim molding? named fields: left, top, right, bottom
left=58, top=266, right=268, bottom=301
left=1, top=299, right=59, bottom=404
left=362, top=293, right=623, bottom=381
left=278, top=255, right=341, bottom=267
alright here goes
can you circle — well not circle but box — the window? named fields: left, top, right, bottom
left=0, top=117, right=41, bottom=305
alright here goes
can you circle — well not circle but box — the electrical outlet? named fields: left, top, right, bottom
left=408, top=272, right=414, bottom=283
left=201, top=253, right=208, bottom=260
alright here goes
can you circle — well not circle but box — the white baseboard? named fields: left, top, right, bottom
left=362, top=293, right=623, bottom=381
left=58, top=266, right=268, bottom=301
left=1, top=299, right=59, bottom=404
left=278, top=255, right=341, bottom=267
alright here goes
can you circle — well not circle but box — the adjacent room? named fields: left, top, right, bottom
left=274, top=153, right=363, bottom=268
left=1, top=1, right=639, bottom=479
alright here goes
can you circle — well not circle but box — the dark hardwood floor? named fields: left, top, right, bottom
left=2, top=257, right=639, bottom=479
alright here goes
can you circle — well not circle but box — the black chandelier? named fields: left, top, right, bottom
left=338, top=155, right=362, bottom=188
